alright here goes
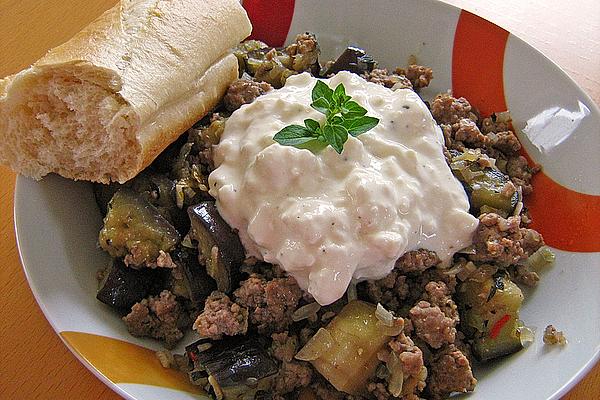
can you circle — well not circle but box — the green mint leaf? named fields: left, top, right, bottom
left=322, top=124, right=349, bottom=154
left=332, top=83, right=347, bottom=106
left=273, top=125, right=316, bottom=146
left=341, top=100, right=368, bottom=119
left=312, top=80, right=334, bottom=103
left=343, top=116, right=380, bottom=137
left=296, top=138, right=329, bottom=153
left=311, top=97, right=330, bottom=115
left=304, top=118, right=321, bottom=133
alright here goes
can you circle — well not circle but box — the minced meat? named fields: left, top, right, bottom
left=410, top=301, right=456, bottom=349
left=401, top=64, right=433, bottom=89
left=362, top=68, right=413, bottom=90
left=273, top=361, right=313, bottom=395
left=469, top=213, right=544, bottom=266
left=396, top=249, right=440, bottom=274
left=426, top=344, right=476, bottom=399
left=234, top=274, right=303, bottom=334
left=223, top=79, right=272, bottom=112
left=506, top=155, right=540, bottom=195
left=123, top=290, right=188, bottom=348
left=430, top=93, right=478, bottom=126
left=271, top=331, right=299, bottom=362
left=193, top=291, right=248, bottom=339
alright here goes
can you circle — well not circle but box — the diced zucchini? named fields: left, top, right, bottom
left=457, top=275, right=524, bottom=361
left=188, top=202, right=244, bottom=293
left=296, top=301, right=395, bottom=395
left=99, top=189, right=180, bottom=266
left=450, top=151, right=518, bottom=215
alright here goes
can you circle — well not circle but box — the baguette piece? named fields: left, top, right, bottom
left=0, top=0, right=251, bottom=183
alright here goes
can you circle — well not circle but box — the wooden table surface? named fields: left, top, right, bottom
left=0, top=0, right=598, bottom=399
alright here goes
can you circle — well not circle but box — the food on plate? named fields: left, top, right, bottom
left=543, top=325, right=567, bottom=345
left=0, top=0, right=251, bottom=183
left=84, top=33, right=553, bottom=399
left=1, top=6, right=554, bottom=395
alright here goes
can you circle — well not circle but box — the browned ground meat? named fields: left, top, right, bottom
left=426, top=344, right=476, bottom=399
left=506, top=155, right=541, bottom=195
left=223, top=79, right=272, bottom=112
left=469, top=213, right=544, bottom=266
left=362, top=68, right=413, bottom=90
left=401, top=64, right=433, bottom=89
left=285, top=32, right=320, bottom=72
left=368, top=332, right=427, bottom=400
left=123, top=290, right=188, bottom=348
left=192, top=291, right=248, bottom=339
left=430, top=93, right=478, bottom=126
left=410, top=301, right=456, bottom=349
left=543, top=325, right=567, bottom=345
left=488, top=130, right=521, bottom=154
left=364, top=270, right=410, bottom=312
left=396, top=249, right=440, bottom=273
left=453, top=118, right=488, bottom=148
left=422, top=282, right=459, bottom=323
left=234, top=274, right=303, bottom=334
left=273, top=361, right=313, bottom=395
left=271, top=331, right=299, bottom=362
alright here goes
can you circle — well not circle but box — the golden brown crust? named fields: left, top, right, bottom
left=0, top=0, right=251, bottom=183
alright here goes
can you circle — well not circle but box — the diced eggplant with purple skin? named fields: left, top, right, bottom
left=188, top=202, right=244, bottom=293
left=170, top=246, right=216, bottom=306
left=186, top=336, right=278, bottom=399
left=323, top=46, right=376, bottom=76
left=96, top=258, right=168, bottom=310
left=99, top=189, right=180, bottom=267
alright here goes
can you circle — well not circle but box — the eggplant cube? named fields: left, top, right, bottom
left=297, top=301, right=392, bottom=395
left=99, top=189, right=180, bottom=266
left=186, top=336, right=278, bottom=399
left=96, top=258, right=167, bottom=310
left=188, top=202, right=245, bottom=293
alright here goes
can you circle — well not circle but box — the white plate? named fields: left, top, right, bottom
left=15, top=0, right=600, bottom=399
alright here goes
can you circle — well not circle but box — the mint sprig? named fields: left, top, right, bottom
left=273, top=81, right=379, bottom=154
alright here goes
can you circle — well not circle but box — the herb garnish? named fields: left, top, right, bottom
left=273, top=81, right=379, bottom=154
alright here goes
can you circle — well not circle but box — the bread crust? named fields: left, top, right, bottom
left=0, top=0, right=251, bottom=183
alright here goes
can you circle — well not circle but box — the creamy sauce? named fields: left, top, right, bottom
left=209, top=72, right=478, bottom=305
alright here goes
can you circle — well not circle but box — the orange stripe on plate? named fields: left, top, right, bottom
left=452, top=11, right=508, bottom=117
left=452, top=10, right=600, bottom=252
left=61, top=331, right=202, bottom=395
left=527, top=174, right=600, bottom=253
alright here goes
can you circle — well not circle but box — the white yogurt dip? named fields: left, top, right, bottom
left=209, top=71, right=478, bottom=305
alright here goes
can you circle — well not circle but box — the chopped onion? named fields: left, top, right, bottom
left=376, top=303, right=404, bottom=337
left=525, top=246, right=556, bottom=270
left=175, top=183, right=185, bottom=209
left=513, top=186, right=523, bottom=216
left=376, top=303, right=395, bottom=327
left=386, top=351, right=404, bottom=397
left=295, top=328, right=334, bottom=361
left=181, top=234, right=194, bottom=249
left=292, top=302, right=321, bottom=322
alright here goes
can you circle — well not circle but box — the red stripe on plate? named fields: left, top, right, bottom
left=452, top=10, right=508, bottom=117
left=452, top=10, right=600, bottom=252
left=243, top=0, right=295, bottom=47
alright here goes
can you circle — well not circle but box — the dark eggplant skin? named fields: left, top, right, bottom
left=170, top=246, right=216, bottom=306
left=96, top=258, right=168, bottom=310
left=188, top=202, right=244, bottom=293
left=186, top=336, right=278, bottom=398
left=323, top=46, right=376, bottom=76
